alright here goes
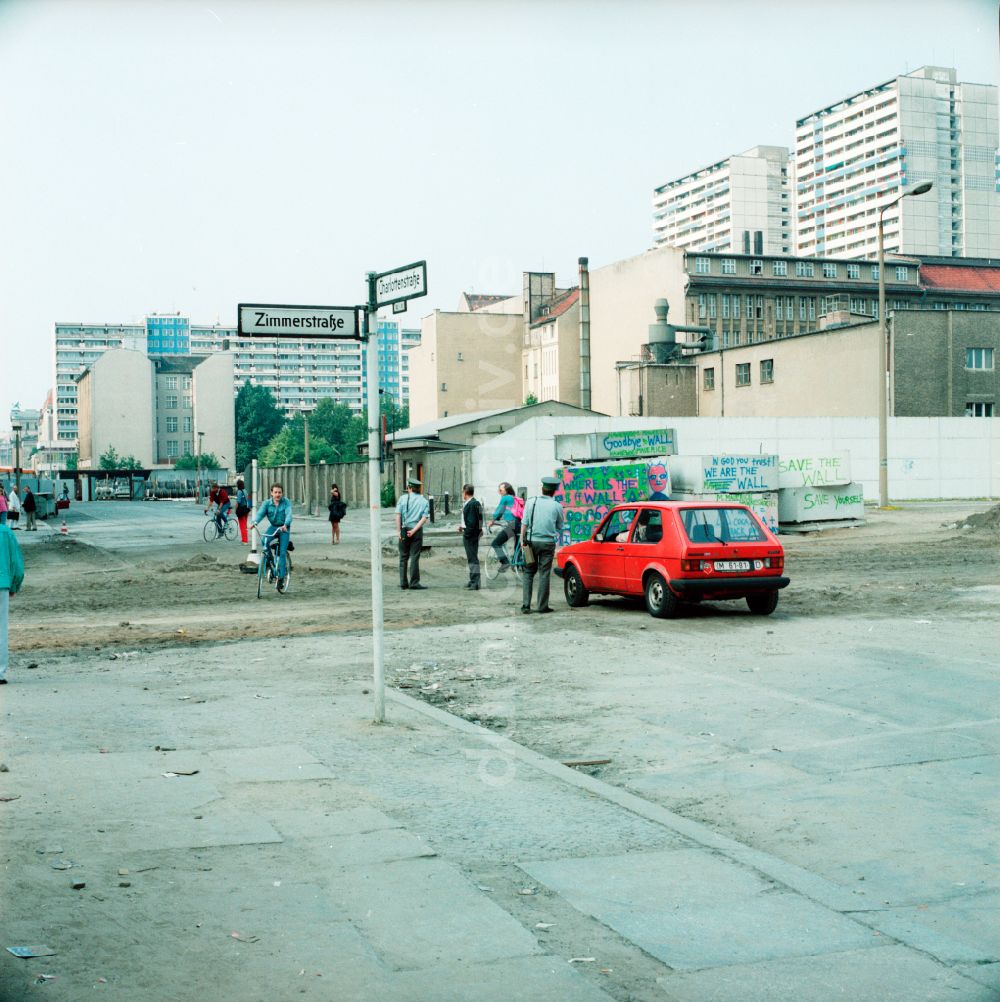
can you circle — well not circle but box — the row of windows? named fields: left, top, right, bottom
left=702, top=360, right=774, bottom=390
left=966, top=348, right=994, bottom=370
left=695, top=256, right=908, bottom=282
left=161, top=375, right=192, bottom=390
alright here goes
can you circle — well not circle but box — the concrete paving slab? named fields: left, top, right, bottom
left=595, top=893, right=883, bottom=971
left=663, top=944, right=994, bottom=1002
left=522, top=850, right=880, bottom=970
left=109, top=808, right=285, bottom=852
left=298, top=828, right=437, bottom=868
left=325, top=857, right=542, bottom=970
left=372, top=955, right=617, bottom=1001
left=957, top=961, right=1000, bottom=993
left=522, top=849, right=774, bottom=910
left=781, top=728, right=995, bottom=775
left=205, top=744, right=335, bottom=782
left=852, top=893, right=1000, bottom=964
left=264, top=805, right=405, bottom=840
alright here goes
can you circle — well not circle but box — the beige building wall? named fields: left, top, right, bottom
left=695, top=323, right=879, bottom=417
left=193, top=353, right=236, bottom=471
left=409, top=310, right=523, bottom=424
left=76, top=349, right=155, bottom=467
left=522, top=303, right=581, bottom=406
left=589, top=246, right=689, bottom=415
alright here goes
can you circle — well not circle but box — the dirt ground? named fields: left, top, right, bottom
left=10, top=501, right=999, bottom=660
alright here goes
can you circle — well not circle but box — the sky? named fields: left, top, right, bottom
left=0, top=0, right=997, bottom=429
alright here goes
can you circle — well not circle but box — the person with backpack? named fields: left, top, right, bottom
left=488, top=482, right=521, bottom=572
left=456, top=484, right=484, bottom=589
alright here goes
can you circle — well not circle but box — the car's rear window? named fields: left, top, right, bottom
left=681, top=507, right=767, bottom=544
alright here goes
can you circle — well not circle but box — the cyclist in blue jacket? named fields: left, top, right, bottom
left=250, top=482, right=293, bottom=585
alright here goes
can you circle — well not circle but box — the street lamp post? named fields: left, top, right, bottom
left=196, top=431, right=205, bottom=505
left=302, top=410, right=312, bottom=515
left=877, top=180, right=933, bottom=508
left=11, top=424, right=22, bottom=494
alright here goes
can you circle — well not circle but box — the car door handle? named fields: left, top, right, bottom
left=615, top=546, right=625, bottom=552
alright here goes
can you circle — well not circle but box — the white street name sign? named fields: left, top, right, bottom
left=374, top=261, right=427, bottom=308
left=238, top=303, right=360, bottom=339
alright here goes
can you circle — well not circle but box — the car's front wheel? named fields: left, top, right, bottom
left=564, top=565, right=589, bottom=607
left=746, top=590, right=779, bottom=615
left=644, top=572, right=678, bottom=619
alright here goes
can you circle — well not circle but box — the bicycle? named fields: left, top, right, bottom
left=203, top=513, right=237, bottom=542
left=484, top=532, right=526, bottom=581
left=257, top=531, right=293, bottom=598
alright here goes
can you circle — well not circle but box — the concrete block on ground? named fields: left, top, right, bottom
left=778, top=483, right=865, bottom=523
left=668, top=454, right=779, bottom=493
left=778, top=451, right=852, bottom=489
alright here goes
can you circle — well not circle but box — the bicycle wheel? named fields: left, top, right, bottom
left=224, top=519, right=238, bottom=541
left=484, top=546, right=501, bottom=580
left=203, top=520, right=218, bottom=542
left=510, top=552, right=524, bottom=581
left=257, top=556, right=265, bottom=599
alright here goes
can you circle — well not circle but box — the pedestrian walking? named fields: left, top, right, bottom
left=7, top=487, right=20, bottom=529
left=520, top=476, right=565, bottom=614
left=328, top=484, right=347, bottom=544
left=395, top=478, right=430, bottom=590
left=234, top=479, right=251, bottom=544
left=456, top=484, right=484, bottom=589
left=22, top=487, right=37, bottom=531
left=0, top=486, right=7, bottom=527
left=0, top=521, right=25, bottom=684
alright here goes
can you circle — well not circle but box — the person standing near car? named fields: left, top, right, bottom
left=395, top=478, right=430, bottom=590
left=520, top=476, right=565, bottom=614
left=234, top=479, right=251, bottom=544
left=456, top=483, right=484, bottom=589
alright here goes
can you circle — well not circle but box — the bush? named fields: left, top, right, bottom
left=380, top=481, right=396, bottom=508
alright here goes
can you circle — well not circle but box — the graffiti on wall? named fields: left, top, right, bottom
left=556, top=459, right=672, bottom=544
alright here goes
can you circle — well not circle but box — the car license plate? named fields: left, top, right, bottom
left=715, top=560, right=751, bottom=572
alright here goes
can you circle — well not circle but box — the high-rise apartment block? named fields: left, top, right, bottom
left=652, top=146, right=791, bottom=255
left=52, top=313, right=422, bottom=453
left=653, top=67, right=1000, bottom=263
left=794, top=67, right=1000, bottom=259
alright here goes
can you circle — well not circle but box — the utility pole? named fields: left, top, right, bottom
left=11, top=424, right=22, bottom=495
left=303, top=410, right=312, bottom=515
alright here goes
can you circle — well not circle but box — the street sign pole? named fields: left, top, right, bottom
left=365, top=274, right=386, bottom=724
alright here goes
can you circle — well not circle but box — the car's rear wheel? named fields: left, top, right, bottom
left=564, top=565, right=589, bottom=607
left=746, top=590, right=779, bottom=615
left=644, top=572, right=678, bottom=619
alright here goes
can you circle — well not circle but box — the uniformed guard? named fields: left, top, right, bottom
left=396, top=478, right=430, bottom=589
left=519, top=476, right=565, bottom=613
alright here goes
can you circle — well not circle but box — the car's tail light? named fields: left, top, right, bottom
left=681, top=559, right=712, bottom=572
left=765, top=555, right=784, bottom=571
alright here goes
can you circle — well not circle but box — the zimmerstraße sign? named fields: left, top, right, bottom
left=238, top=303, right=361, bottom=339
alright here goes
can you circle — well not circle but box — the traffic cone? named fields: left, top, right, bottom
left=60, top=519, right=69, bottom=535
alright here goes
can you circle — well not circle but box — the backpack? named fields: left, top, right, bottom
left=511, top=495, right=525, bottom=519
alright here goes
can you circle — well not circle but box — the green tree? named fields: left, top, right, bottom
left=259, top=415, right=341, bottom=467
left=174, top=451, right=220, bottom=471
left=524, top=393, right=538, bottom=406
left=235, top=381, right=285, bottom=472
left=98, top=447, right=143, bottom=471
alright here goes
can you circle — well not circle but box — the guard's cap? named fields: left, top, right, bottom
left=407, top=477, right=422, bottom=488
left=541, top=476, right=561, bottom=487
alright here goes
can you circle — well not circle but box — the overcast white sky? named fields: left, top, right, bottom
left=0, top=0, right=996, bottom=427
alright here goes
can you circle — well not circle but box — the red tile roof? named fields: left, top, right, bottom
left=530, top=288, right=580, bottom=328
left=921, top=264, right=1000, bottom=293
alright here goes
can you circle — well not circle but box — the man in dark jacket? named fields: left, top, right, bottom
left=457, top=484, right=484, bottom=590
left=22, top=488, right=37, bottom=532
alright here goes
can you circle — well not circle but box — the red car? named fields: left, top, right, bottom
left=556, top=501, right=788, bottom=618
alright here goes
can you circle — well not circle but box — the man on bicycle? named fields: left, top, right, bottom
left=250, top=482, right=293, bottom=586
left=204, top=482, right=231, bottom=535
